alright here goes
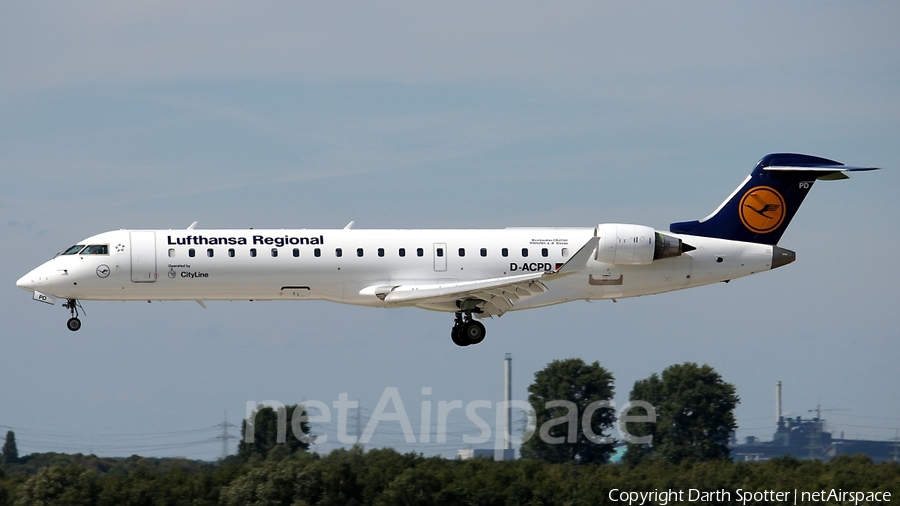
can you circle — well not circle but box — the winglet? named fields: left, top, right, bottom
left=547, top=236, right=599, bottom=278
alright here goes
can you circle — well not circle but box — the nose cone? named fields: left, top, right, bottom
left=16, top=272, right=34, bottom=291
left=771, top=246, right=796, bottom=270
left=16, top=264, right=48, bottom=292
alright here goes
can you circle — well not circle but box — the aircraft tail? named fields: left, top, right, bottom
left=669, top=153, right=878, bottom=245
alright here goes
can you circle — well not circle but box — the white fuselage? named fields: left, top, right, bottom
left=16, top=227, right=776, bottom=314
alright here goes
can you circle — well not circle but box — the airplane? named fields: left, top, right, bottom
left=16, top=153, right=878, bottom=346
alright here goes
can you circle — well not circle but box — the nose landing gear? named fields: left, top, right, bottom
left=451, top=312, right=486, bottom=347
left=62, top=299, right=84, bottom=332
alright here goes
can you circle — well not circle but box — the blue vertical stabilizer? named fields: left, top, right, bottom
left=669, top=153, right=878, bottom=245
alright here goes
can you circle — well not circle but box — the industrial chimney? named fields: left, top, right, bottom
left=504, top=353, right=512, bottom=451
left=776, top=381, right=782, bottom=424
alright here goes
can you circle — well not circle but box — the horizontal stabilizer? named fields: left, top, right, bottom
left=764, top=165, right=880, bottom=180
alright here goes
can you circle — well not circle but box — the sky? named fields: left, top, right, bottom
left=1, top=2, right=898, bottom=460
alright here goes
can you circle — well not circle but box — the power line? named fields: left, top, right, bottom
left=826, top=413, right=900, bottom=421
left=14, top=437, right=219, bottom=453
left=1, top=422, right=225, bottom=458
left=827, top=422, right=898, bottom=431
left=0, top=424, right=218, bottom=440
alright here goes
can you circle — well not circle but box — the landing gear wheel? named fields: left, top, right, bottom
left=450, top=312, right=469, bottom=347
left=449, top=311, right=487, bottom=346
left=63, top=298, right=84, bottom=331
left=451, top=326, right=468, bottom=347
left=66, top=317, right=82, bottom=332
left=462, top=320, right=486, bottom=345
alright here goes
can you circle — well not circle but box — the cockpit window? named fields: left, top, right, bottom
left=61, top=245, right=86, bottom=255
left=81, top=245, right=109, bottom=255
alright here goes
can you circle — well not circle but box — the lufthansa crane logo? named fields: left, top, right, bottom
left=96, top=264, right=110, bottom=278
left=739, top=186, right=786, bottom=234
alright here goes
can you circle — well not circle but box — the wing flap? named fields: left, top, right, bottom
left=487, top=295, right=513, bottom=311
left=381, top=272, right=545, bottom=304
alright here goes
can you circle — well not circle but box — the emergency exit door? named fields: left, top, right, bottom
left=130, top=231, right=157, bottom=282
left=433, top=243, right=447, bottom=272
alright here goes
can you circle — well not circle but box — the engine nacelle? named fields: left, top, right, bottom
left=594, top=223, right=686, bottom=265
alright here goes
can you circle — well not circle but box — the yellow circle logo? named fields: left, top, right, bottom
left=739, top=186, right=785, bottom=234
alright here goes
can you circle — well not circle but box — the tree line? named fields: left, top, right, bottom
left=2, top=359, right=896, bottom=504
left=2, top=448, right=898, bottom=506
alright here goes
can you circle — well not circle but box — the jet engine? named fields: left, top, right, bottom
left=594, top=223, right=689, bottom=265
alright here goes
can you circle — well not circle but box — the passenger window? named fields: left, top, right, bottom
left=189, top=248, right=196, bottom=257
left=562, top=248, right=569, bottom=257
left=502, top=248, right=508, bottom=257
left=293, top=248, right=300, bottom=257
left=417, top=248, right=424, bottom=257
left=250, top=248, right=257, bottom=257
left=271, top=248, right=278, bottom=257
left=228, top=248, right=235, bottom=257
left=522, top=248, right=529, bottom=257
left=336, top=248, right=343, bottom=257
left=207, top=248, right=214, bottom=257
left=399, top=248, right=406, bottom=257
left=542, top=248, right=548, bottom=257
left=458, top=248, right=465, bottom=257
left=314, top=248, right=321, bottom=257
left=168, top=249, right=175, bottom=258
left=480, top=248, right=487, bottom=257
left=436, top=248, right=444, bottom=257
left=378, top=248, right=384, bottom=257
left=357, top=248, right=364, bottom=257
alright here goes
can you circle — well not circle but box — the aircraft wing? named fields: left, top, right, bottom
left=383, top=272, right=549, bottom=316
left=365, top=236, right=599, bottom=316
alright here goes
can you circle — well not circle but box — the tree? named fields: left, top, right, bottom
left=1, top=432, right=17, bottom=466
left=520, top=358, right=616, bottom=464
left=237, top=404, right=310, bottom=462
left=15, top=465, right=100, bottom=506
left=623, top=362, right=738, bottom=465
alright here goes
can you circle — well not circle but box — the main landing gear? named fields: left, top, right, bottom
left=451, top=312, right=486, bottom=347
left=62, top=299, right=84, bottom=332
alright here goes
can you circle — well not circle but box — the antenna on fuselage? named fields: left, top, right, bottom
left=344, top=221, right=355, bottom=230
left=187, top=221, right=198, bottom=230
